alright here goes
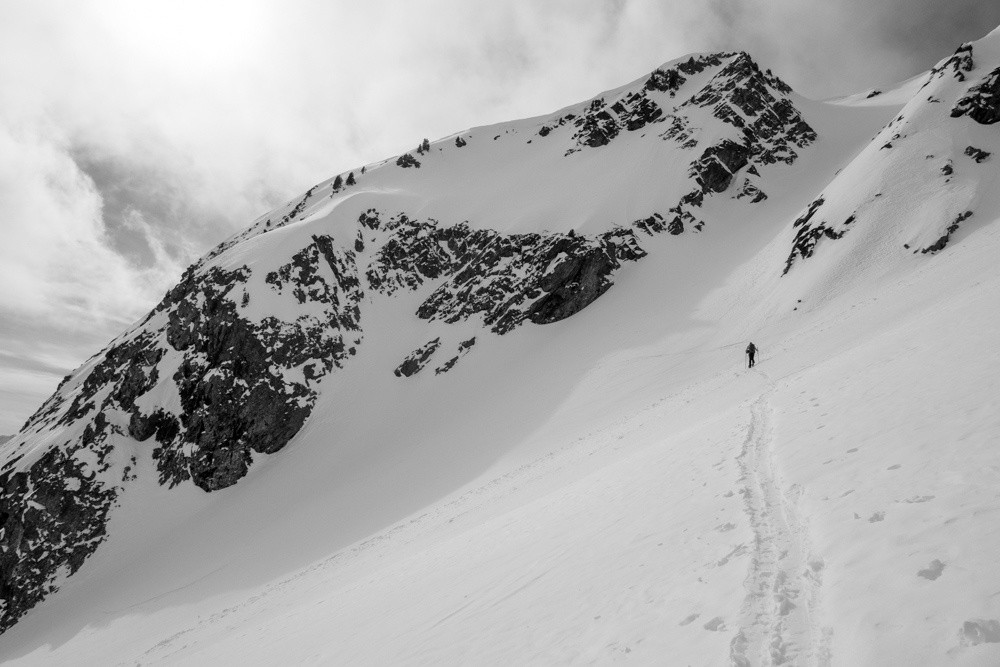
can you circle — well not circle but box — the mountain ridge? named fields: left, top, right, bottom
left=1, top=32, right=999, bottom=657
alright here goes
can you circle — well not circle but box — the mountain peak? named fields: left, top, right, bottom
left=3, top=31, right=1000, bottom=661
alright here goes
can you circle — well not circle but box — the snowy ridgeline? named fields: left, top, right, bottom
left=2, top=29, right=1000, bottom=665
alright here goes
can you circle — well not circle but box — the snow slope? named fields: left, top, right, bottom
left=2, top=33, right=1000, bottom=666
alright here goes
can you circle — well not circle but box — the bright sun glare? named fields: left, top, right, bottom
left=107, top=0, right=267, bottom=72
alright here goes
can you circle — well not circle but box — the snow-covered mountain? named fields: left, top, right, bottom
left=2, top=27, right=1000, bottom=665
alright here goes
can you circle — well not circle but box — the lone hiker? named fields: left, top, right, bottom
left=746, top=342, right=758, bottom=368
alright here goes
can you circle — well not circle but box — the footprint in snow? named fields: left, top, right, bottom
left=715, top=522, right=736, bottom=532
left=716, top=544, right=747, bottom=566
left=703, top=616, right=726, bottom=631
left=959, top=619, right=1000, bottom=646
left=918, top=559, right=946, bottom=580
left=868, top=511, right=885, bottom=523
left=679, top=613, right=700, bottom=626
left=900, top=495, right=935, bottom=503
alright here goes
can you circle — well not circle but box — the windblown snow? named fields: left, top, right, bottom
left=2, top=30, right=1000, bottom=667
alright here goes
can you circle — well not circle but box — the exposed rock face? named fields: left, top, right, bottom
left=692, top=140, right=751, bottom=193
left=735, top=178, right=767, bottom=203
left=952, top=66, right=1000, bottom=124
left=572, top=98, right=622, bottom=148
left=365, top=211, right=647, bottom=335
left=395, top=339, right=442, bottom=377
left=419, top=228, right=645, bottom=334
left=925, top=43, right=975, bottom=87
left=965, top=146, right=992, bottom=162
left=560, top=53, right=735, bottom=154
left=0, top=329, right=164, bottom=632
left=661, top=52, right=815, bottom=234
left=919, top=211, right=973, bottom=254
left=0, top=234, right=364, bottom=629
left=396, top=153, right=421, bottom=168
left=0, top=447, right=117, bottom=634
left=435, top=338, right=476, bottom=375
left=783, top=197, right=840, bottom=274
left=153, top=239, right=363, bottom=491
left=535, top=52, right=810, bottom=238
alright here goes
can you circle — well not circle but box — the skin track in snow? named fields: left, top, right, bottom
left=731, top=382, right=830, bottom=666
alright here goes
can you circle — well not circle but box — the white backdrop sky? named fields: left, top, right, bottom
left=1, top=0, right=998, bottom=433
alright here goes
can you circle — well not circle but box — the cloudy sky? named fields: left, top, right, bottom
left=1, top=0, right=998, bottom=433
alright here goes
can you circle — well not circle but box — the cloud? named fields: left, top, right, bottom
left=687, top=0, right=1000, bottom=97
left=0, top=0, right=998, bottom=432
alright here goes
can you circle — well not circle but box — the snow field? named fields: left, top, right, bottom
left=5, top=37, right=1000, bottom=665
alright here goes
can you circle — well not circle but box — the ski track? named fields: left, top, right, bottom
left=730, top=376, right=832, bottom=666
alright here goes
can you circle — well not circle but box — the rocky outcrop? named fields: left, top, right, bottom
left=363, top=210, right=647, bottom=335
left=435, top=338, right=476, bottom=375
left=952, top=66, right=1000, bottom=124
left=396, top=153, right=421, bottom=168
left=655, top=52, right=815, bottom=235
left=572, top=99, right=621, bottom=148
left=556, top=53, right=739, bottom=154
left=0, top=446, right=117, bottom=634
left=965, top=145, right=992, bottom=163
left=925, top=43, right=975, bottom=87
left=691, top=139, right=752, bottom=193
left=535, top=52, right=807, bottom=238
left=919, top=211, right=973, bottom=254
left=0, top=231, right=365, bottom=629
left=416, top=228, right=645, bottom=334
left=156, top=241, right=362, bottom=491
left=394, top=339, right=442, bottom=377
left=734, top=178, right=767, bottom=203
left=783, top=197, right=840, bottom=274
left=0, top=326, right=169, bottom=632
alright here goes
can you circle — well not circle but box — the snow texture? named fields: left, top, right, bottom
left=2, top=32, right=1000, bottom=666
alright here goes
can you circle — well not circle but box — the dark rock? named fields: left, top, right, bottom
left=925, top=43, right=974, bottom=86
left=571, top=100, right=620, bottom=148
left=920, top=211, right=973, bottom=254
left=964, top=145, right=991, bottom=163
left=435, top=338, right=476, bottom=375
left=0, top=446, right=116, bottom=633
left=366, top=213, right=645, bottom=335
left=395, top=153, right=421, bottom=168
left=644, top=67, right=686, bottom=93
left=527, top=246, right=616, bottom=325
left=783, top=197, right=837, bottom=274
left=691, top=140, right=750, bottom=193
left=735, top=179, right=767, bottom=203
left=394, top=338, right=441, bottom=377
